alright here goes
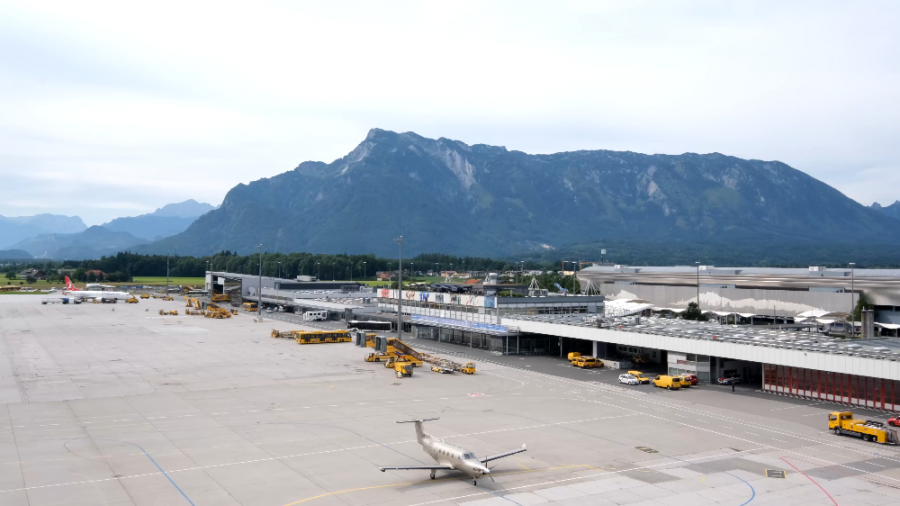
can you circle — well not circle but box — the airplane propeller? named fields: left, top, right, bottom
left=484, top=455, right=495, bottom=482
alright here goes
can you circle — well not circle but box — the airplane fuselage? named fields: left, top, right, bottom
left=421, top=436, right=490, bottom=480
left=65, top=290, right=132, bottom=301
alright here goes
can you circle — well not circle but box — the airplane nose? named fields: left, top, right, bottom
left=482, top=468, right=490, bottom=475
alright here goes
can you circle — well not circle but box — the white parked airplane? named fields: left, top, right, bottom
left=63, top=276, right=134, bottom=302
left=379, top=418, right=526, bottom=485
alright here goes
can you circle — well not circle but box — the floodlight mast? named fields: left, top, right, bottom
left=396, top=236, right=403, bottom=340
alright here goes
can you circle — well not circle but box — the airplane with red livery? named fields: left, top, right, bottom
left=62, top=276, right=133, bottom=302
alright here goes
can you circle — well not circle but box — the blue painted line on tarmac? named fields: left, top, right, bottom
left=114, top=440, right=196, bottom=506
left=725, top=471, right=756, bottom=505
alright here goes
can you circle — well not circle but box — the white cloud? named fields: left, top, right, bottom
left=1, top=0, right=898, bottom=224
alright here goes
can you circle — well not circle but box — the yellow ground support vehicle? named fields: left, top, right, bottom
left=242, top=302, right=258, bottom=312
left=652, top=375, right=683, bottom=390
left=460, top=362, right=476, bottom=374
left=572, top=356, right=603, bottom=369
left=126, top=297, right=139, bottom=304
left=212, top=293, right=230, bottom=303
left=158, top=309, right=179, bottom=316
left=271, top=329, right=293, bottom=338
left=675, top=375, right=692, bottom=387
left=292, top=330, right=351, bottom=344
left=567, top=352, right=582, bottom=363
left=829, top=411, right=898, bottom=443
left=140, top=294, right=150, bottom=299
left=393, top=360, right=414, bottom=378
left=365, top=352, right=391, bottom=362
left=633, top=353, right=650, bottom=365
left=628, top=371, right=651, bottom=384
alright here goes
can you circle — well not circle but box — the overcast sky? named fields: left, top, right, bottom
left=1, top=1, right=898, bottom=225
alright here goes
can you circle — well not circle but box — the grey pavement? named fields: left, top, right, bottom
left=2, top=295, right=900, bottom=506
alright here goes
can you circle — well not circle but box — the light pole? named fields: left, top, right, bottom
left=410, top=262, right=414, bottom=281
left=166, top=251, right=170, bottom=298
left=277, top=261, right=281, bottom=303
left=363, top=261, right=367, bottom=280
left=521, top=260, right=525, bottom=284
left=396, top=236, right=403, bottom=340
left=257, top=244, right=263, bottom=321
left=850, top=262, right=856, bottom=337
left=695, top=261, right=701, bottom=310
left=316, top=262, right=320, bottom=281
left=332, top=255, right=336, bottom=282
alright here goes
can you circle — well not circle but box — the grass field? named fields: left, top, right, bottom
left=1, top=275, right=64, bottom=288
left=133, top=277, right=205, bottom=286
left=1, top=274, right=205, bottom=289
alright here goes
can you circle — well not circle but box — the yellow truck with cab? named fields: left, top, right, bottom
left=460, top=362, right=476, bottom=374
left=140, top=294, right=150, bottom=299
left=829, top=411, right=898, bottom=443
left=393, top=360, right=414, bottom=378
left=568, top=352, right=582, bottom=363
left=652, top=375, right=683, bottom=390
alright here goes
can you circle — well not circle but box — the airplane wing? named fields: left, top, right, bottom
left=481, top=444, right=526, bottom=463
left=380, top=465, right=454, bottom=472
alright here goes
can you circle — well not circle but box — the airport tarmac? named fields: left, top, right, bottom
left=3, top=296, right=900, bottom=506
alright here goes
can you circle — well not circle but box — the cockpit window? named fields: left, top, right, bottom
left=462, top=452, right=477, bottom=460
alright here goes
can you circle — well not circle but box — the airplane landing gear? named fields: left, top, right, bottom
left=473, top=479, right=477, bottom=486
left=430, top=470, right=436, bottom=480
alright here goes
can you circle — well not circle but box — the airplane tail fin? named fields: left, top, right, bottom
left=397, top=417, right=438, bottom=444
left=64, top=276, right=80, bottom=291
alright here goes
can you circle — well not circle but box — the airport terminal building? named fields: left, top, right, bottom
left=211, top=268, right=900, bottom=413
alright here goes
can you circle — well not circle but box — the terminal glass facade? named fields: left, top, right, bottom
left=764, top=364, right=900, bottom=411
left=412, top=325, right=552, bottom=355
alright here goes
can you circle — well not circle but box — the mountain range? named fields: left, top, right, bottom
left=137, top=129, right=900, bottom=258
left=871, top=201, right=900, bottom=222
left=2, top=200, right=215, bottom=259
left=0, top=214, right=86, bottom=250
left=102, top=199, right=216, bottom=240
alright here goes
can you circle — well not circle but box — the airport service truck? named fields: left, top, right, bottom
left=829, top=411, right=898, bottom=443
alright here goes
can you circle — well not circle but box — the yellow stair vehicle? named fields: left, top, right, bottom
left=829, top=411, right=898, bottom=443
left=126, top=297, right=139, bottom=303
left=652, top=375, right=683, bottom=390
left=572, top=356, right=603, bottom=369
left=361, top=334, right=475, bottom=374
left=628, top=370, right=651, bottom=384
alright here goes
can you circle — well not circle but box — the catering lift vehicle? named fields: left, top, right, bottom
left=380, top=418, right=526, bottom=485
left=829, top=411, right=898, bottom=443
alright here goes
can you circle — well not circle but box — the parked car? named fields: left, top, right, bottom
left=717, top=375, right=742, bottom=385
left=618, top=374, right=639, bottom=385
left=888, top=415, right=900, bottom=427
left=685, top=374, right=700, bottom=385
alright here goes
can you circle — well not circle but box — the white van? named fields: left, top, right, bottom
left=303, top=311, right=328, bottom=321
